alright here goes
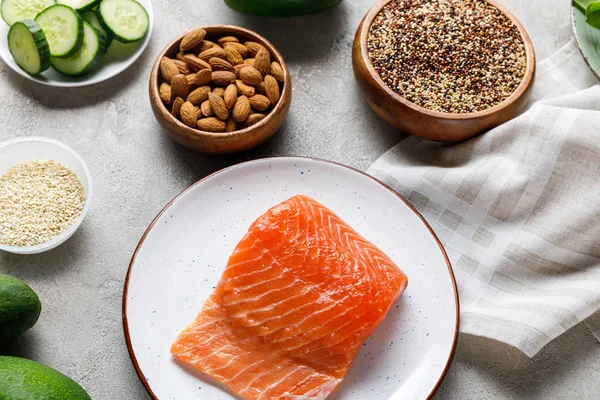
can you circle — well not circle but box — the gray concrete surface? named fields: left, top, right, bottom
left=1, top=0, right=598, bottom=399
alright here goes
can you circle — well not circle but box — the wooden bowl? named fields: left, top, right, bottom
left=352, top=0, right=536, bottom=142
left=149, top=25, right=292, bottom=154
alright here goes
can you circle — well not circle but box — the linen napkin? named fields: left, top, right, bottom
left=366, top=39, right=600, bottom=357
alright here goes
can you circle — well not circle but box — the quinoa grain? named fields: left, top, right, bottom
left=368, top=0, right=527, bottom=113
left=0, top=160, right=85, bottom=247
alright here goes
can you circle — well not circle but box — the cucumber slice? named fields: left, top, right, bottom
left=35, top=4, right=83, bottom=57
left=57, top=0, right=98, bottom=12
left=81, top=9, right=111, bottom=49
left=97, top=0, right=148, bottom=43
left=7, top=19, right=50, bottom=75
left=1, top=0, right=55, bottom=26
left=51, top=21, right=104, bottom=76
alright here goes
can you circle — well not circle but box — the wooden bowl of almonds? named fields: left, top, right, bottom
left=149, top=25, right=292, bottom=154
left=352, top=0, right=535, bottom=142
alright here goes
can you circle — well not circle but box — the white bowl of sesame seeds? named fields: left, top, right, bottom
left=0, top=137, right=92, bottom=255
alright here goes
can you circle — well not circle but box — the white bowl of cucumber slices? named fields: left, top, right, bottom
left=0, top=0, right=152, bottom=87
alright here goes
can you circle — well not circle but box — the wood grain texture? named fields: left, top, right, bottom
left=352, top=0, right=536, bottom=142
left=149, top=25, right=292, bottom=154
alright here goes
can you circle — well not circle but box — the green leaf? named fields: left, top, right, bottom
left=587, top=2, right=600, bottom=28
left=575, top=0, right=596, bottom=11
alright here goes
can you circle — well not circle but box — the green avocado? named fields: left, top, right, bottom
left=224, top=0, right=343, bottom=17
left=0, top=356, right=91, bottom=400
left=0, top=274, right=41, bottom=343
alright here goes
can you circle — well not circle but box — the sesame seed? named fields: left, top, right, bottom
left=0, top=160, right=85, bottom=247
left=367, top=0, right=527, bottom=114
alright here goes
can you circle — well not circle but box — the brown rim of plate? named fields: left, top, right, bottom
left=122, top=156, right=460, bottom=400
left=571, top=3, right=600, bottom=81
left=150, top=25, right=291, bottom=139
left=359, top=0, right=536, bottom=119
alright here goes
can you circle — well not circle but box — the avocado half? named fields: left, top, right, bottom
left=225, top=0, right=343, bottom=17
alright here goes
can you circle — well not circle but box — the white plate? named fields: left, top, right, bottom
left=0, top=0, right=153, bottom=87
left=123, top=157, right=459, bottom=400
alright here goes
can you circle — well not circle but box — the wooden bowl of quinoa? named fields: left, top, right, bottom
left=352, top=0, right=535, bottom=142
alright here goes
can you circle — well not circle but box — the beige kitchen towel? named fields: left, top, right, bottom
left=367, top=39, right=600, bottom=357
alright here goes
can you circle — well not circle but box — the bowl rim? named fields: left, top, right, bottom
left=357, top=0, right=536, bottom=120
left=0, top=136, right=92, bottom=254
left=150, top=24, right=291, bottom=140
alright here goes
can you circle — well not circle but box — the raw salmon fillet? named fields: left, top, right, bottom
left=171, top=195, right=408, bottom=399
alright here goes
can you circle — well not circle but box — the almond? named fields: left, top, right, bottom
left=235, top=80, right=255, bottom=97
left=201, top=100, right=214, bottom=117
left=240, top=66, right=262, bottom=86
left=209, top=57, right=234, bottom=72
left=199, top=47, right=227, bottom=62
left=180, top=28, right=206, bottom=51
left=187, top=69, right=211, bottom=87
left=186, top=73, right=197, bottom=87
left=224, top=42, right=249, bottom=58
left=224, top=84, right=237, bottom=109
left=233, top=63, right=249, bottom=77
left=254, top=47, right=271, bottom=77
left=171, top=97, right=184, bottom=119
left=183, top=54, right=210, bottom=72
left=249, top=94, right=270, bottom=112
left=256, top=82, right=266, bottom=95
left=217, top=36, right=239, bottom=46
left=197, top=117, right=226, bottom=132
left=187, top=86, right=210, bottom=105
left=244, top=41, right=265, bottom=57
left=160, top=35, right=284, bottom=132
left=180, top=101, right=198, bottom=127
left=173, top=59, right=191, bottom=75
left=232, top=95, right=251, bottom=122
left=225, top=47, right=244, bottom=66
left=264, top=75, right=280, bottom=105
left=170, top=74, right=189, bottom=102
left=159, top=82, right=171, bottom=104
left=226, top=117, right=237, bottom=132
left=198, top=40, right=216, bottom=53
left=246, top=113, right=266, bottom=126
left=212, top=87, right=225, bottom=97
left=160, top=57, right=179, bottom=83
left=209, top=92, right=229, bottom=120
left=271, top=61, right=285, bottom=83
left=211, top=71, right=236, bottom=86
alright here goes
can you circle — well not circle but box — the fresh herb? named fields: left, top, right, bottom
left=575, top=0, right=600, bottom=29
left=574, top=0, right=596, bottom=12
left=587, top=1, right=600, bottom=28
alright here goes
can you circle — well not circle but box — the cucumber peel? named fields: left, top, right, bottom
left=57, top=0, right=99, bottom=12
left=96, top=0, right=148, bottom=43
left=35, top=4, right=84, bottom=57
left=81, top=9, right=112, bottom=50
left=7, top=19, right=50, bottom=75
left=51, top=21, right=105, bottom=76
